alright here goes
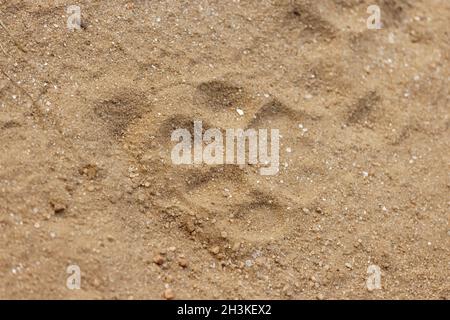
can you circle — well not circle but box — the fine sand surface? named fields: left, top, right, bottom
left=0, top=0, right=449, bottom=299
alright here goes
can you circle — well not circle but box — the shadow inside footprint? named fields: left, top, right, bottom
left=194, top=80, right=249, bottom=111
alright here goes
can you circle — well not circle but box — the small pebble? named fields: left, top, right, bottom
left=153, top=254, right=165, bottom=265
left=178, top=257, right=189, bottom=268
left=163, top=288, right=175, bottom=300
left=210, top=246, right=220, bottom=255
left=232, top=242, right=241, bottom=252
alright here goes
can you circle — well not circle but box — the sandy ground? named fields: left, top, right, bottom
left=0, top=0, right=449, bottom=299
